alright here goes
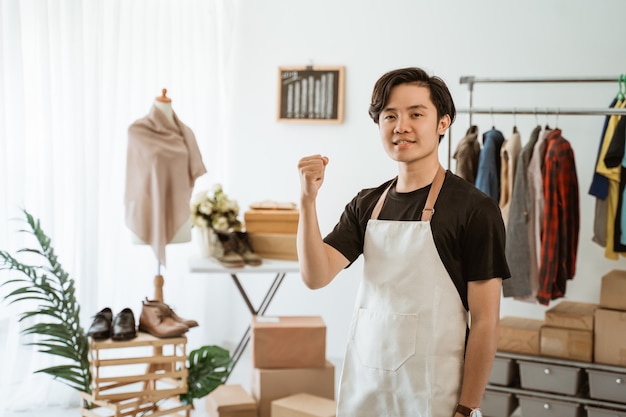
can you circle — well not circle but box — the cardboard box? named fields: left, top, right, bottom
left=271, top=393, right=336, bottom=417
left=206, top=384, right=257, bottom=417
left=600, top=270, right=626, bottom=311
left=252, top=361, right=335, bottom=417
left=252, top=316, right=326, bottom=369
left=248, top=233, right=297, bottom=261
left=498, top=316, right=544, bottom=355
left=540, top=326, right=593, bottom=362
left=545, top=300, right=598, bottom=331
left=244, top=209, right=299, bottom=234
left=594, top=308, right=626, bottom=366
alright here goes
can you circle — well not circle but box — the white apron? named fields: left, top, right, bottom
left=337, top=167, right=468, bottom=417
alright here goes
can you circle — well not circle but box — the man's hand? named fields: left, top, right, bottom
left=298, top=154, right=329, bottom=201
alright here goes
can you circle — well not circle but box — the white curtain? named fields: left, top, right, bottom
left=0, top=0, right=234, bottom=411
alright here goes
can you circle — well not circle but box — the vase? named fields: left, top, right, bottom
left=198, top=227, right=221, bottom=258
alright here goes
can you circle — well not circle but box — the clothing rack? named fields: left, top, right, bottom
left=447, top=75, right=625, bottom=166
left=457, top=75, right=622, bottom=123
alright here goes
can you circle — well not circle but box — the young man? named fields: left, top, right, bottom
left=297, top=67, right=509, bottom=417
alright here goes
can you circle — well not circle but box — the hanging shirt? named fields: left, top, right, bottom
left=453, top=125, right=481, bottom=184
left=527, top=127, right=553, bottom=289
left=595, top=102, right=626, bottom=260
left=591, top=99, right=621, bottom=248
left=475, top=128, right=505, bottom=201
left=499, top=127, right=522, bottom=225
left=503, top=125, right=541, bottom=300
left=125, top=105, right=207, bottom=266
left=536, top=130, right=579, bottom=305
left=604, top=116, right=626, bottom=248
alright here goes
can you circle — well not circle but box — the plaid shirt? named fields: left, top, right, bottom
left=537, top=129, right=580, bottom=305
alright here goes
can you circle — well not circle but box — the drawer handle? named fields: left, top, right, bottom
left=543, top=403, right=550, bottom=410
left=543, top=368, right=551, bottom=375
left=617, top=378, right=622, bottom=384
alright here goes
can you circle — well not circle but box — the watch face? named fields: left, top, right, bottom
left=470, top=409, right=483, bottom=417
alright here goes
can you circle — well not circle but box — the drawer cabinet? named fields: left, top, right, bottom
left=484, top=352, right=626, bottom=417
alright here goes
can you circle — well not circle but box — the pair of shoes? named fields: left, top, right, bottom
left=138, top=299, right=190, bottom=338
left=214, top=231, right=262, bottom=268
left=143, top=297, right=199, bottom=328
left=87, top=307, right=137, bottom=341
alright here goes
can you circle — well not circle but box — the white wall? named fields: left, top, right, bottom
left=193, top=0, right=626, bottom=359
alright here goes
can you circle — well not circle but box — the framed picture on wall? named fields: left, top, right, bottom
left=277, top=65, right=345, bottom=124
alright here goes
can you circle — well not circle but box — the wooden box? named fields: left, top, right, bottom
left=271, top=393, right=336, bottom=417
left=80, top=391, right=191, bottom=417
left=89, top=332, right=188, bottom=402
left=540, top=326, right=593, bottom=362
left=498, top=316, right=544, bottom=355
left=248, top=233, right=297, bottom=261
left=244, top=209, right=299, bottom=234
left=252, top=315, right=326, bottom=369
left=545, top=300, right=598, bottom=331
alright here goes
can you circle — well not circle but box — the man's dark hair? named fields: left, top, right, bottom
left=368, top=67, right=456, bottom=141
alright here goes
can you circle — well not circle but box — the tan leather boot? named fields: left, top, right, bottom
left=143, top=298, right=199, bottom=328
left=215, top=231, right=245, bottom=268
left=138, top=301, right=189, bottom=338
left=234, top=231, right=262, bottom=266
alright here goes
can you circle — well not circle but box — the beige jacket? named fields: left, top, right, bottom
left=125, top=105, right=206, bottom=266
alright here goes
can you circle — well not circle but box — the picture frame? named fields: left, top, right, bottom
left=277, top=65, right=345, bottom=124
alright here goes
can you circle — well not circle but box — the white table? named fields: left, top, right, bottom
left=189, top=257, right=300, bottom=376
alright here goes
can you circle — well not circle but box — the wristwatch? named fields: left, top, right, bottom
left=455, top=404, right=483, bottom=417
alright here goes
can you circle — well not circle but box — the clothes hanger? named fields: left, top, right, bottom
left=512, top=108, right=518, bottom=133
left=617, top=74, right=625, bottom=102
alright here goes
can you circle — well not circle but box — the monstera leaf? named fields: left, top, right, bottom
left=0, top=210, right=91, bottom=393
left=180, top=344, right=232, bottom=405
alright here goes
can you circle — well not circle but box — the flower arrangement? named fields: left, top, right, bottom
left=191, top=184, right=242, bottom=232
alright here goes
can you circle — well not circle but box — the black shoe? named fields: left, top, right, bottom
left=111, top=308, right=137, bottom=341
left=87, top=307, right=113, bottom=340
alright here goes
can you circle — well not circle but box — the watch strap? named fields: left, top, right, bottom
left=455, top=404, right=473, bottom=417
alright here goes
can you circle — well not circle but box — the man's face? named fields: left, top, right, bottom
left=378, top=83, right=450, bottom=165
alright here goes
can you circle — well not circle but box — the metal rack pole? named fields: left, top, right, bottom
left=459, top=75, right=619, bottom=125
left=456, top=107, right=626, bottom=117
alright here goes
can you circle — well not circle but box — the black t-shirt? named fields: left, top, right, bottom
left=323, top=171, right=511, bottom=310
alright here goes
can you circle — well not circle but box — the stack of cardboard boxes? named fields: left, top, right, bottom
left=244, top=205, right=299, bottom=261
left=251, top=315, right=336, bottom=417
left=205, top=315, right=336, bottom=417
left=594, top=269, right=626, bottom=366
left=498, top=269, right=626, bottom=365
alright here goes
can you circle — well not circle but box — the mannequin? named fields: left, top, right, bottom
left=125, top=88, right=207, bottom=286
left=130, top=89, right=193, bottom=247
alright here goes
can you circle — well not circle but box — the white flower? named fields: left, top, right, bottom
left=190, top=184, right=242, bottom=232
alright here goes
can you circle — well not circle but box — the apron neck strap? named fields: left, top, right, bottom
left=370, top=165, right=446, bottom=221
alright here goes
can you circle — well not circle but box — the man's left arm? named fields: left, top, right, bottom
left=454, top=277, right=502, bottom=416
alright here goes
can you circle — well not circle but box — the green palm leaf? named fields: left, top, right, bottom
left=0, top=209, right=91, bottom=394
left=179, top=345, right=232, bottom=405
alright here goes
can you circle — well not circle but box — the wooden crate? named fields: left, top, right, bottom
left=89, top=332, right=188, bottom=402
left=80, top=391, right=191, bottom=417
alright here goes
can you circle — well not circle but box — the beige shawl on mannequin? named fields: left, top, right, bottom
left=125, top=105, right=206, bottom=266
